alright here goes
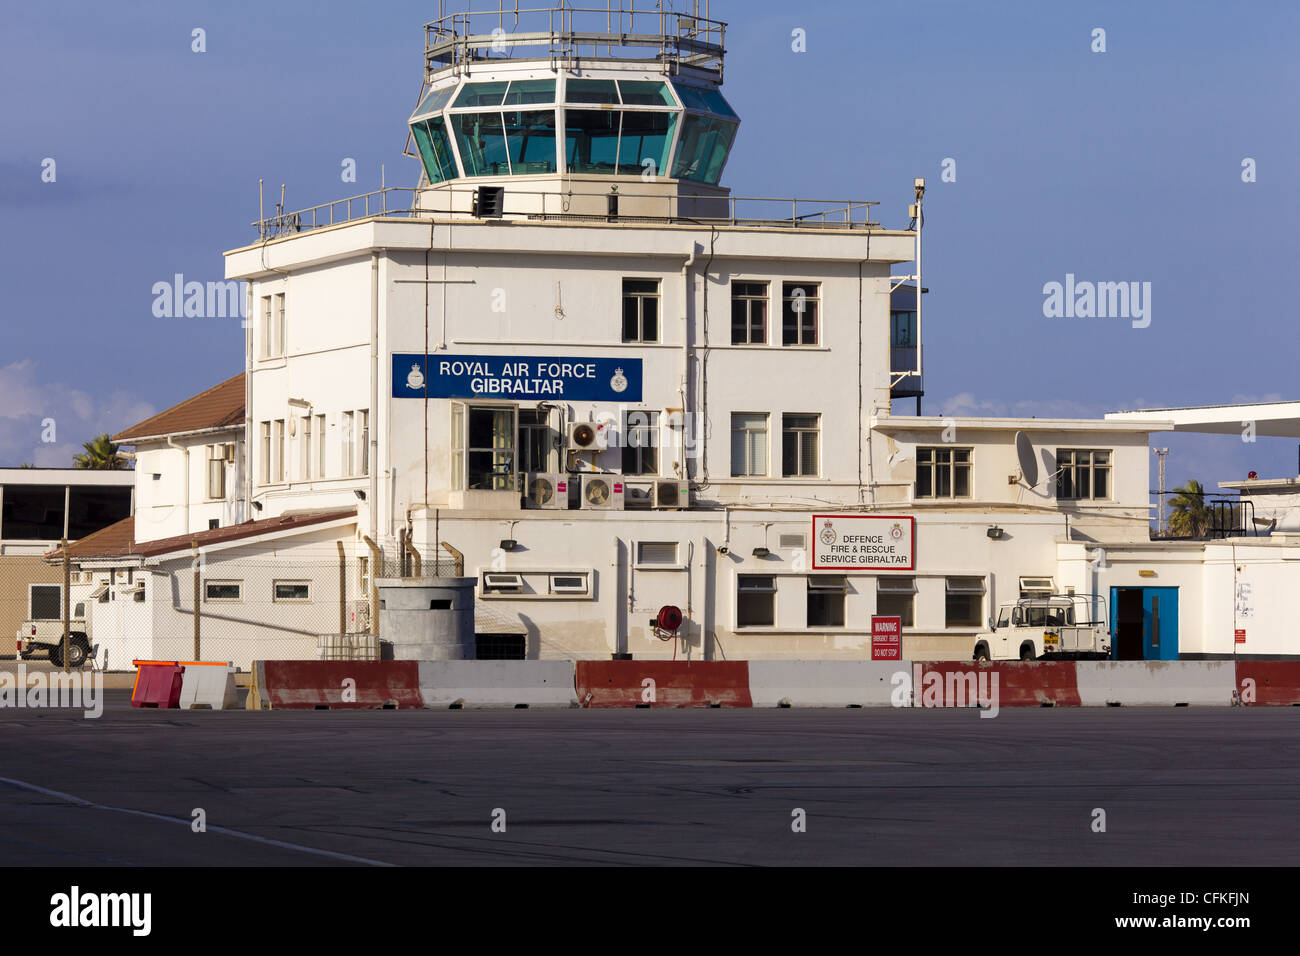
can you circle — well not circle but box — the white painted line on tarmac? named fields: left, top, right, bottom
left=0, top=775, right=394, bottom=867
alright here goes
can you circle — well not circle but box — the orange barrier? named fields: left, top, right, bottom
left=575, top=660, right=752, bottom=708
left=131, top=660, right=185, bottom=708
left=1236, top=660, right=1300, bottom=705
left=250, top=660, right=422, bottom=710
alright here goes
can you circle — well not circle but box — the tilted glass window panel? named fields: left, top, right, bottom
left=503, top=79, right=555, bottom=105
left=616, top=111, right=676, bottom=176
left=454, top=81, right=508, bottom=108
left=672, top=114, right=737, bottom=185
left=411, top=85, right=457, bottom=120
left=700, top=87, right=738, bottom=118
left=564, top=110, right=620, bottom=173
left=618, top=80, right=676, bottom=106
left=566, top=78, right=620, bottom=103
left=503, top=110, right=558, bottom=174
left=672, top=83, right=712, bottom=111
left=412, top=118, right=457, bottom=183
left=454, top=112, right=511, bottom=177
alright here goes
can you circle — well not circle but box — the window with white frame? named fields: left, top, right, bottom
left=916, top=447, right=972, bottom=499
left=782, top=414, right=819, bottom=477
left=259, top=421, right=270, bottom=484
left=454, top=404, right=516, bottom=491
left=1056, top=449, right=1111, bottom=501
left=482, top=572, right=524, bottom=594
left=807, top=575, right=847, bottom=627
left=315, top=413, right=326, bottom=478
left=342, top=411, right=355, bottom=477
left=207, top=447, right=226, bottom=499
left=731, top=412, right=768, bottom=477
left=450, top=404, right=464, bottom=491
left=260, top=296, right=273, bottom=358
left=945, top=576, right=985, bottom=628
left=737, top=574, right=776, bottom=627
left=300, top=415, right=313, bottom=480
left=261, top=293, right=285, bottom=359
left=622, top=278, right=660, bottom=343
left=358, top=409, right=370, bottom=476
left=549, top=573, right=589, bottom=595
left=204, top=580, right=242, bottom=602
left=876, top=576, right=915, bottom=627
left=622, top=410, right=660, bottom=475
left=273, top=581, right=311, bottom=602
left=273, top=293, right=286, bottom=356
left=731, top=281, right=768, bottom=345
left=782, top=282, right=819, bottom=346
left=273, top=419, right=285, bottom=482
left=635, top=541, right=679, bottom=566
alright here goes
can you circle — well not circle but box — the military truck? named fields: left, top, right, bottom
left=972, top=593, right=1110, bottom=662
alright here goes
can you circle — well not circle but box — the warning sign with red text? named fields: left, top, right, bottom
left=872, top=615, right=902, bottom=661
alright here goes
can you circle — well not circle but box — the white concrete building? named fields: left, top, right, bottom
left=62, top=3, right=1300, bottom=666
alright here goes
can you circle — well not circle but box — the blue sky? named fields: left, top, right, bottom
left=2, top=0, right=1296, bottom=488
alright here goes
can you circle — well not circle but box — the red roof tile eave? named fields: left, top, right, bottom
left=112, top=372, right=246, bottom=444
left=47, top=508, right=356, bottom=563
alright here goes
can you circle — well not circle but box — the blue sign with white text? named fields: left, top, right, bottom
left=391, top=353, right=643, bottom=402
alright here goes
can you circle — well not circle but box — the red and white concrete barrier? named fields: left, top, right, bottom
left=1075, top=661, right=1236, bottom=706
left=575, top=660, right=752, bottom=708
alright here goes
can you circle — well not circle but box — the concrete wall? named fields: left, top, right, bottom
left=133, top=433, right=244, bottom=543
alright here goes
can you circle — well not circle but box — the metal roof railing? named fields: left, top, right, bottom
left=251, top=185, right=882, bottom=239
left=424, top=1, right=726, bottom=78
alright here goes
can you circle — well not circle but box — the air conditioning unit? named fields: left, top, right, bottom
left=581, top=474, right=625, bottom=510
left=524, top=472, right=569, bottom=509
left=652, top=480, right=690, bottom=510
left=567, top=421, right=609, bottom=452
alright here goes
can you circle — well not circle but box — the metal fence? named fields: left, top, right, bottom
left=1150, top=492, right=1265, bottom=540
left=1, top=540, right=462, bottom=673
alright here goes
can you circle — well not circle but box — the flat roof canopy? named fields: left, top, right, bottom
left=1105, top=402, right=1300, bottom=438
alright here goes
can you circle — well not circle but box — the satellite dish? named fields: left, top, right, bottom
left=1014, top=431, right=1039, bottom=487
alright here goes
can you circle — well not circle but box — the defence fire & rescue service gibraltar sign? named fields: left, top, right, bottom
left=811, top=515, right=915, bottom=570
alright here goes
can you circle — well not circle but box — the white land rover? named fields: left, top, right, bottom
left=972, top=594, right=1110, bottom=662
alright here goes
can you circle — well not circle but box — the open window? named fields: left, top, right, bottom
left=549, top=573, right=589, bottom=596
left=451, top=403, right=517, bottom=492
left=877, top=576, right=916, bottom=627
left=482, top=572, right=524, bottom=594
left=1018, top=576, right=1055, bottom=598
left=807, top=575, right=847, bottom=627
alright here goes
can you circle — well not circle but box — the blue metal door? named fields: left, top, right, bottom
left=1107, top=587, right=1180, bottom=660
left=1143, top=587, right=1179, bottom=660
left=1110, top=587, right=1179, bottom=660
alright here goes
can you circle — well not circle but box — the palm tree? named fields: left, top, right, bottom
left=73, top=433, right=127, bottom=470
left=1167, top=479, right=1212, bottom=537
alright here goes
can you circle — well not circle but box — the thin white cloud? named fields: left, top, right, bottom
left=0, top=359, right=154, bottom=467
